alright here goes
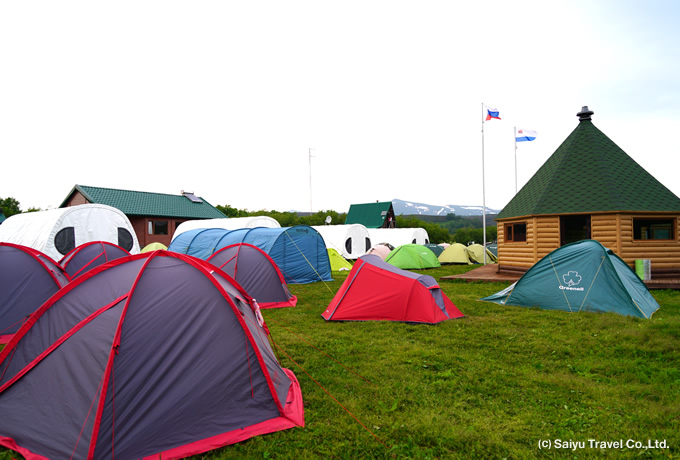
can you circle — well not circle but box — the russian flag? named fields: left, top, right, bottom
left=516, top=129, right=537, bottom=142
left=485, top=106, right=501, bottom=121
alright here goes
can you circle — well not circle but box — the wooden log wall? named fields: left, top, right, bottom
left=498, top=217, right=561, bottom=270
left=499, top=213, right=680, bottom=275
left=591, top=214, right=620, bottom=254
left=617, top=215, right=680, bottom=272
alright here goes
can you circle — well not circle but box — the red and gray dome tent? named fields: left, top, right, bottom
left=207, top=243, right=297, bottom=309
left=0, top=251, right=304, bottom=459
left=0, top=243, right=70, bottom=343
left=322, top=254, right=464, bottom=324
left=59, top=240, right=131, bottom=279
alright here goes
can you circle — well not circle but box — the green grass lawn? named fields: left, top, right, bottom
left=220, top=265, right=679, bottom=459
left=2, top=264, right=678, bottom=459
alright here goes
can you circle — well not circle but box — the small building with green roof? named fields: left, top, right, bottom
left=61, top=185, right=226, bottom=248
left=345, top=201, right=396, bottom=228
left=496, top=107, right=680, bottom=278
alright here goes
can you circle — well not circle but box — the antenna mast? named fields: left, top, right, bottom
left=309, top=148, right=315, bottom=212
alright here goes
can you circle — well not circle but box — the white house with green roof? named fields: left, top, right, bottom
left=61, top=185, right=226, bottom=248
left=496, top=107, right=680, bottom=281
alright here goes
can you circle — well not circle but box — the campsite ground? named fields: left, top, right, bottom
left=1, top=265, right=678, bottom=459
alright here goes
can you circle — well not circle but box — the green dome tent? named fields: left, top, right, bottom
left=480, top=240, right=660, bottom=318
left=385, top=244, right=440, bottom=270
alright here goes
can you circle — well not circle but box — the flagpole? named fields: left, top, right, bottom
left=514, top=126, right=518, bottom=194
left=481, top=103, right=487, bottom=265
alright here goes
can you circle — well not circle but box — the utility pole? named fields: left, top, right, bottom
left=309, top=148, right=315, bottom=213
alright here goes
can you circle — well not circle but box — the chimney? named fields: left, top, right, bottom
left=577, top=106, right=594, bottom=121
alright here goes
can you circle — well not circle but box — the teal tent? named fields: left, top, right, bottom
left=480, top=240, right=660, bottom=319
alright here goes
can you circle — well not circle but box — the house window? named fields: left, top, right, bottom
left=148, top=220, right=169, bottom=235
left=633, top=218, right=675, bottom=240
left=505, top=223, right=527, bottom=242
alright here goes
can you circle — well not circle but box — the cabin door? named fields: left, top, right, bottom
left=560, top=215, right=591, bottom=246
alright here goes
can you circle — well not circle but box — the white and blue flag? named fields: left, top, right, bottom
left=516, top=129, right=537, bottom=142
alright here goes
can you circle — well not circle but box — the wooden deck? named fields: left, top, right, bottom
left=440, top=264, right=680, bottom=290
left=644, top=279, right=680, bottom=290
left=440, top=264, right=521, bottom=283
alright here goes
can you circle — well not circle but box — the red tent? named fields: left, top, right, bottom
left=59, top=240, right=130, bottom=279
left=207, top=243, right=297, bottom=309
left=322, top=254, right=464, bottom=324
left=0, top=243, right=70, bottom=343
left=0, top=251, right=303, bottom=459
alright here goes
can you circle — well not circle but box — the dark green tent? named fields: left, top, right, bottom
left=424, top=244, right=444, bottom=257
left=480, top=240, right=660, bottom=319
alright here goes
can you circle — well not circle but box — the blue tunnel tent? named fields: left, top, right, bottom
left=168, top=226, right=332, bottom=284
left=480, top=240, right=660, bottom=319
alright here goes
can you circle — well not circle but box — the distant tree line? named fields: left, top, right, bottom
left=215, top=204, right=348, bottom=228
left=0, top=197, right=41, bottom=217
left=0, top=197, right=496, bottom=246
left=216, top=205, right=497, bottom=245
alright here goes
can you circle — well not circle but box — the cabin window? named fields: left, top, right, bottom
left=148, top=220, right=169, bottom=235
left=633, top=218, right=675, bottom=240
left=560, top=215, right=591, bottom=246
left=505, top=222, right=526, bottom=242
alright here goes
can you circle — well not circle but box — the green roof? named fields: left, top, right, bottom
left=345, top=201, right=394, bottom=228
left=497, top=107, right=680, bottom=219
left=61, top=185, right=226, bottom=219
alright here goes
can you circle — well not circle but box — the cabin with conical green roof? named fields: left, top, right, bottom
left=496, top=106, right=680, bottom=278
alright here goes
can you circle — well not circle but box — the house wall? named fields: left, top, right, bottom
left=498, top=212, right=680, bottom=277
left=63, top=191, right=186, bottom=249
left=131, top=217, right=187, bottom=249
left=63, top=192, right=88, bottom=207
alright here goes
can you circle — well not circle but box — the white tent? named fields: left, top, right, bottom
left=0, top=204, right=140, bottom=260
left=366, top=228, right=430, bottom=249
left=172, top=216, right=281, bottom=241
left=311, top=224, right=371, bottom=259
left=365, top=244, right=392, bottom=260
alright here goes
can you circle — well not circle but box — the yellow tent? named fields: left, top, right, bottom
left=328, top=248, right=353, bottom=271
left=141, top=242, right=168, bottom=253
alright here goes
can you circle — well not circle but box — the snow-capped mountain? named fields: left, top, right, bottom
left=392, top=199, right=501, bottom=216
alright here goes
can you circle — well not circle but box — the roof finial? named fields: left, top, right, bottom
left=577, top=106, right=594, bottom=121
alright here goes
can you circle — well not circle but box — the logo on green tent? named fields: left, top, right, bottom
left=560, top=271, right=584, bottom=291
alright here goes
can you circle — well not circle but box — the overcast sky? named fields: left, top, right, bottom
left=2, top=0, right=679, bottom=214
